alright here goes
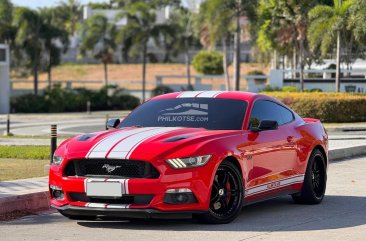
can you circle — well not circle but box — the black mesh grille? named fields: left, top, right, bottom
left=68, top=192, right=154, bottom=205
left=63, top=159, right=160, bottom=179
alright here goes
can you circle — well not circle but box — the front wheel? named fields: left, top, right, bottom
left=196, top=160, right=244, bottom=224
left=292, top=149, right=327, bottom=204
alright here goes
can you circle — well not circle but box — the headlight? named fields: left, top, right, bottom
left=166, top=155, right=211, bottom=169
left=52, top=154, right=64, bottom=166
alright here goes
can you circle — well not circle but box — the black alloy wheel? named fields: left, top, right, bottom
left=292, top=149, right=327, bottom=204
left=196, top=160, right=244, bottom=224
left=311, top=157, right=326, bottom=199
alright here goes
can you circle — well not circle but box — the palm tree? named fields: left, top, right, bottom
left=308, top=0, right=353, bottom=92
left=175, top=7, right=196, bottom=90
left=151, top=23, right=178, bottom=63
left=348, top=0, right=366, bottom=43
left=156, top=7, right=196, bottom=89
left=194, top=0, right=235, bottom=90
left=257, top=0, right=316, bottom=92
left=13, top=7, right=44, bottom=95
left=40, top=7, right=69, bottom=86
left=0, top=0, right=15, bottom=44
left=79, top=14, right=117, bottom=87
left=194, top=0, right=256, bottom=91
left=115, top=1, right=158, bottom=102
left=59, top=0, right=81, bottom=36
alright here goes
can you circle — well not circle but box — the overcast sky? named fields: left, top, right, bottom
left=11, top=0, right=108, bottom=9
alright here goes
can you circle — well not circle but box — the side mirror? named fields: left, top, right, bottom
left=251, top=120, right=278, bottom=132
left=106, top=118, right=120, bottom=130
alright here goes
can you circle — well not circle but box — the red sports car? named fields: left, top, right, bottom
left=49, top=91, right=328, bottom=224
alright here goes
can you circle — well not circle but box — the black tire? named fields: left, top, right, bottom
left=292, top=149, right=327, bottom=204
left=58, top=210, right=96, bottom=220
left=196, top=160, right=244, bottom=224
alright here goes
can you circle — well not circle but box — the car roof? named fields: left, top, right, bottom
left=150, top=91, right=268, bottom=103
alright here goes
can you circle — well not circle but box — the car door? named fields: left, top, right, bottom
left=244, top=100, right=297, bottom=197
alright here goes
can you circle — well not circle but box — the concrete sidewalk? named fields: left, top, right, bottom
left=0, top=177, right=48, bottom=198
left=0, top=177, right=49, bottom=217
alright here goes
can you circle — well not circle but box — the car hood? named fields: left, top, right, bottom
left=60, top=126, right=240, bottom=160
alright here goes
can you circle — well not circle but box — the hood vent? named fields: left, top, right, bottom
left=78, top=134, right=96, bottom=141
left=164, top=136, right=191, bottom=142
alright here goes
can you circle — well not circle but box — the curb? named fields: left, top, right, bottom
left=326, top=127, right=366, bottom=132
left=329, top=145, right=366, bottom=162
left=0, top=191, right=50, bottom=217
left=1, top=145, right=366, bottom=218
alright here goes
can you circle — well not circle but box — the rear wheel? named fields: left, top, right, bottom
left=292, top=149, right=327, bottom=204
left=196, top=160, right=244, bottom=224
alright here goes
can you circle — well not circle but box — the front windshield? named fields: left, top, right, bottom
left=120, top=98, right=247, bottom=130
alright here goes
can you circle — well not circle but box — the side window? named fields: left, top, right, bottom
left=279, top=104, right=294, bottom=124
left=249, top=100, right=294, bottom=128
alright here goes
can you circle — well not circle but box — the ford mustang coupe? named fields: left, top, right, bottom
left=49, top=91, right=328, bottom=224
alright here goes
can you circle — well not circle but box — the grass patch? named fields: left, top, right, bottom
left=0, top=146, right=50, bottom=160
left=0, top=158, right=49, bottom=181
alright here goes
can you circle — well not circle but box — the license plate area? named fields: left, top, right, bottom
left=86, top=180, right=123, bottom=197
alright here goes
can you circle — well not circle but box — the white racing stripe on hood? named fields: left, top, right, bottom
left=177, top=91, right=203, bottom=98
left=177, top=91, right=224, bottom=98
left=107, top=127, right=182, bottom=159
left=86, top=127, right=157, bottom=158
left=196, top=91, right=224, bottom=98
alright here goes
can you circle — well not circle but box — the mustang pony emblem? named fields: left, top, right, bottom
left=102, top=164, right=121, bottom=173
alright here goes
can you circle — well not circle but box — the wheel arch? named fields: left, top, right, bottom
left=313, top=144, right=328, bottom=169
left=223, top=155, right=243, bottom=177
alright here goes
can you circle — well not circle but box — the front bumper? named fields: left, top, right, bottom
left=49, top=157, right=218, bottom=213
left=53, top=204, right=205, bottom=219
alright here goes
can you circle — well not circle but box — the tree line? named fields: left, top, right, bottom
left=1, top=0, right=365, bottom=99
left=254, top=0, right=366, bottom=92
left=193, top=0, right=366, bottom=92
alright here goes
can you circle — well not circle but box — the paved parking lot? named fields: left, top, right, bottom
left=1, top=156, right=365, bottom=241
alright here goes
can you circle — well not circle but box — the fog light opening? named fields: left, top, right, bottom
left=50, top=185, right=64, bottom=200
left=175, top=193, right=189, bottom=203
left=53, top=190, right=64, bottom=200
left=164, top=188, right=197, bottom=204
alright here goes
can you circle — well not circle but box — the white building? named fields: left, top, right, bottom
left=82, top=5, right=172, bottom=26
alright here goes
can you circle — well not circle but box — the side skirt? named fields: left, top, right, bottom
left=243, top=188, right=300, bottom=206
